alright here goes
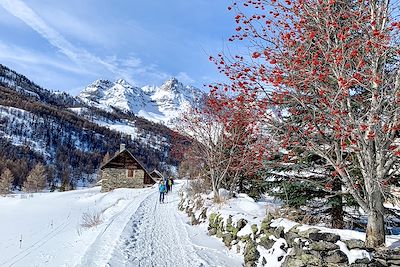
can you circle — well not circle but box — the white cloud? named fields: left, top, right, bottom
left=0, top=41, right=90, bottom=74
left=176, top=72, right=195, bottom=84
left=121, top=56, right=142, bottom=68
left=0, top=0, right=170, bottom=87
left=29, top=5, right=111, bottom=46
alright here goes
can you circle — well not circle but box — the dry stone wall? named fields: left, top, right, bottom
left=178, top=192, right=400, bottom=267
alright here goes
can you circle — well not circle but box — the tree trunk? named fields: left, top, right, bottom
left=331, top=178, right=344, bottom=229
left=211, top=175, right=220, bottom=200
left=331, top=202, right=344, bottom=229
left=213, top=187, right=220, bottom=200
left=366, top=189, right=385, bottom=247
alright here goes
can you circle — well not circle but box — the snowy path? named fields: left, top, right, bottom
left=77, top=190, right=152, bottom=267
left=108, top=183, right=242, bottom=267
left=0, top=183, right=242, bottom=266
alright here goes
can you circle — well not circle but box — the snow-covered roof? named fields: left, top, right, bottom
left=149, top=169, right=164, bottom=179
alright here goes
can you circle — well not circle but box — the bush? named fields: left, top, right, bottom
left=80, top=210, right=103, bottom=228
left=187, top=178, right=210, bottom=196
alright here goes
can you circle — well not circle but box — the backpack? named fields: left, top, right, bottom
left=159, top=184, right=166, bottom=192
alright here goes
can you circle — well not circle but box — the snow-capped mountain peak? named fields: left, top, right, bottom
left=78, top=79, right=150, bottom=113
left=160, top=77, right=180, bottom=91
left=78, top=78, right=204, bottom=124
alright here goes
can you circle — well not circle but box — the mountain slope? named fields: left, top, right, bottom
left=0, top=65, right=187, bottom=189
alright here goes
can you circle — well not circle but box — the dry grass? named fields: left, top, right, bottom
left=213, top=194, right=228, bottom=205
left=187, top=179, right=210, bottom=196
left=80, top=210, right=103, bottom=228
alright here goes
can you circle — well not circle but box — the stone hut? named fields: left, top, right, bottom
left=100, top=144, right=155, bottom=192
left=149, top=169, right=164, bottom=182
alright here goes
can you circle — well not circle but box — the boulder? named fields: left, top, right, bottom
left=284, top=231, right=300, bottom=248
left=190, top=214, right=199, bottom=225
left=387, top=259, right=400, bottom=265
left=343, top=239, right=366, bottom=250
left=288, top=224, right=302, bottom=234
left=299, top=253, right=323, bottom=266
left=251, top=224, right=259, bottom=235
left=324, top=249, right=348, bottom=264
left=366, top=259, right=387, bottom=267
left=274, top=226, right=285, bottom=239
left=222, top=232, right=233, bottom=247
left=260, top=213, right=274, bottom=233
left=292, top=242, right=305, bottom=255
left=244, top=240, right=260, bottom=267
left=226, top=223, right=239, bottom=238
left=349, top=264, right=368, bottom=267
left=209, top=213, right=218, bottom=227
left=236, top=218, right=248, bottom=231
left=281, top=256, right=305, bottom=267
left=354, top=257, right=371, bottom=264
left=208, top=228, right=217, bottom=236
left=298, top=228, right=320, bottom=238
left=309, top=241, right=339, bottom=251
left=259, top=235, right=276, bottom=250
left=309, top=232, right=340, bottom=243
left=282, top=252, right=322, bottom=266
left=200, top=208, right=207, bottom=220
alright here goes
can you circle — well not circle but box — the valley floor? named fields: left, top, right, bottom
left=0, top=181, right=242, bottom=267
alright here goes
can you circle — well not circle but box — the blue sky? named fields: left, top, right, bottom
left=0, top=0, right=235, bottom=95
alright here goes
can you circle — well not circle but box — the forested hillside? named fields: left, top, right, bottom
left=0, top=64, right=185, bottom=190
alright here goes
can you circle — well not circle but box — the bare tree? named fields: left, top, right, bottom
left=0, top=168, right=14, bottom=194
left=178, top=97, right=266, bottom=199
left=23, top=163, right=47, bottom=193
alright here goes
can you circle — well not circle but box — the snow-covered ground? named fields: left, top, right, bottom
left=0, top=181, right=242, bottom=267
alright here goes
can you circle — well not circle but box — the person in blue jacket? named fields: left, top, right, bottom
left=159, top=180, right=166, bottom=203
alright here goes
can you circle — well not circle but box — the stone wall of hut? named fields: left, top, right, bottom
left=101, top=168, right=145, bottom=192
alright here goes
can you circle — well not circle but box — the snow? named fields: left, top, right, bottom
left=257, top=238, right=288, bottom=267
left=108, top=184, right=242, bottom=267
left=270, top=218, right=300, bottom=233
left=67, top=107, right=86, bottom=115
left=95, top=119, right=139, bottom=139
left=202, top=190, right=269, bottom=237
left=0, top=181, right=242, bottom=267
left=336, top=240, right=371, bottom=264
left=0, top=105, right=50, bottom=157
left=93, top=118, right=169, bottom=151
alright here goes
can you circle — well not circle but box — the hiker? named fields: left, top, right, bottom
left=159, top=181, right=166, bottom=203
left=168, top=178, right=173, bottom=192
left=165, top=177, right=170, bottom=194
left=163, top=177, right=168, bottom=194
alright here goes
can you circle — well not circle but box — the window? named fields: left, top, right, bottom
left=127, top=169, right=134, bottom=178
